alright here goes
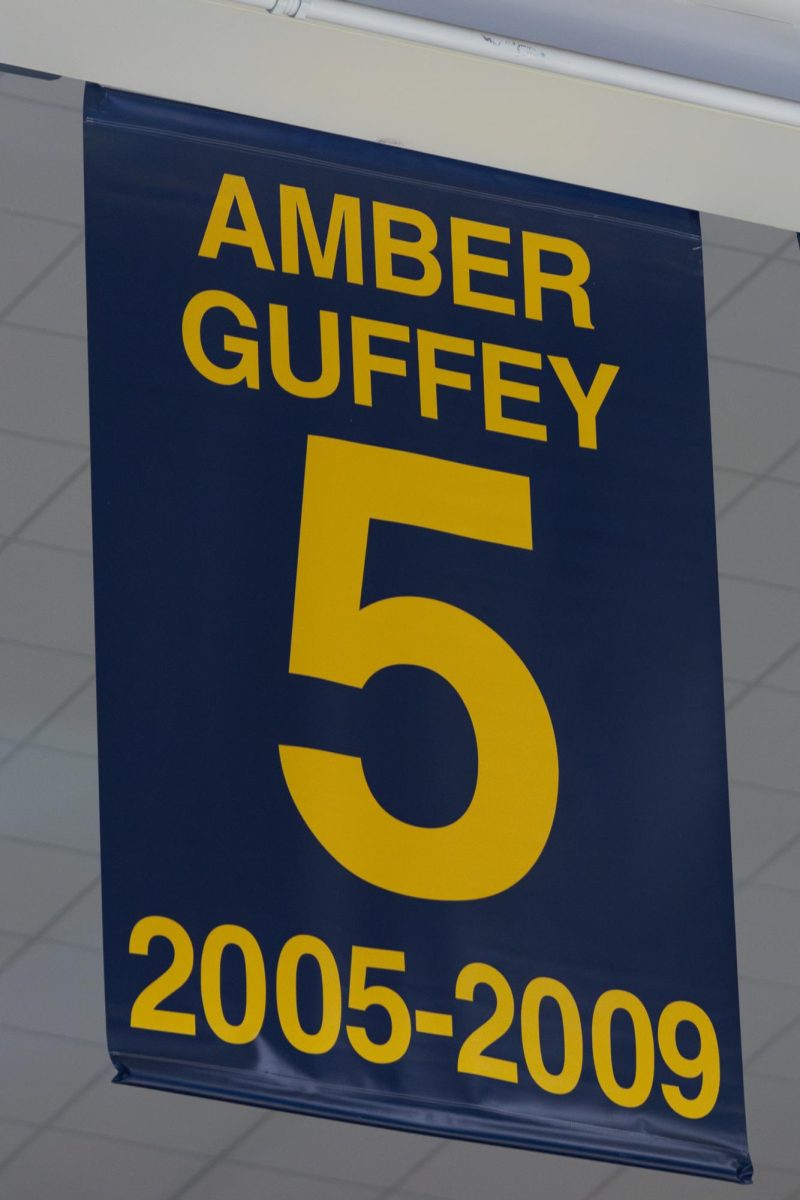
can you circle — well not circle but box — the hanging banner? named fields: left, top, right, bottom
left=84, top=85, right=751, bottom=1182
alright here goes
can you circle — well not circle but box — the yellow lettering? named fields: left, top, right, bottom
left=280, top=186, right=363, bottom=283
left=483, top=343, right=546, bottom=442
left=418, top=330, right=474, bottom=420
left=198, top=174, right=274, bottom=270
left=351, top=317, right=410, bottom=407
left=523, top=232, right=593, bottom=329
left=269, top=304, right=340, bottom=399
left=373, top=202, right=442, bottom=297
left=451, top=218, right=514, bottom=315
left=182, top=290, right=259, bottom=389
left=549, top=356, right=618, bottom=450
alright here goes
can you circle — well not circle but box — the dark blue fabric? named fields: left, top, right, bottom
left=84, top=84, right=750, bottom=1182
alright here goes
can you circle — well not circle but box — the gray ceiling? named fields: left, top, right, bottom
left=0, top=68, right=799, bottom=1200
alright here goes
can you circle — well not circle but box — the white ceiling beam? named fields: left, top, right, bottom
left=2, top=0, right=800, bottom=229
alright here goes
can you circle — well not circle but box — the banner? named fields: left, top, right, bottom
left=84, top=85, right=751, bottom=1182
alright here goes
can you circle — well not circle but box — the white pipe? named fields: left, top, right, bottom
left=238, top=0, right=800, bottom=128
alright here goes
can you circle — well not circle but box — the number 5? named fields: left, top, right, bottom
left=279, top=436, right=558, bottom=901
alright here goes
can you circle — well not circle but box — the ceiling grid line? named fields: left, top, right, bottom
left=0, top=633, right=94, bottom=661
left=376, top=1141, right=450, bottom=1200
left=738, top=679, right=800, bottom=700
left=0, top=872, right=100, bottom=982
left=739, top=830, right=800, bottom=888
left=1, top=318, right=86, bottom=342
left=162, top=1112, right=277, bottom=1200
left=725, top=639, right=800, bottom=712
left=0, top=672, right=96, bottom=771
left=720, top=572, right=800, bottom=597
left=0, top=90, right=85, bottom=117
left=0, top=202, right=83, bottom=231
left=0, top=457, right=89, bottom=557
left=0, top=424, right=89, bottom=450
left=705, top=234, right=797, bottom=320
left=0, top=1021, right=102, bottom=1048
left=13, top=535, right=93, bottom=558
left=710, top=353, right=800, bottom=380
left=0, top=230, right=84, bottom=323
left=0, top=1064, right=111, bottom=1181
left=0, top=833, right=96, bottom=863
left=715, top=431, right=800, bottom=521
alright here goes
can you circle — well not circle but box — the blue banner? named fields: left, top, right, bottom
left=84, top=85, right=750, bottom=1182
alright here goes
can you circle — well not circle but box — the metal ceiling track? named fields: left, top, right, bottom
left=241, top=0, right=800, bottom=128
left=1, top=0, right=800, bottom=228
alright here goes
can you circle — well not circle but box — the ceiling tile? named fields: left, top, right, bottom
left=33, top=681, right=97, bottom=755
left=729, top=783, right=800, bottom=882
left=757, top=835, right=800, bottom=892
left=0, top=1129, right=204, bottom=1200
left=763, top=644, right=800, bottom=693
left=701, top=215, right=791, bottom=257
left=726, top=687, right=800, bottom=793
left=232, top=1110, right=439, bottom=1187
left=735, top=885, right=800, bottom=988
left=56, top=1078, right=261, bottom=1156
left=22, top=468, right=92, bottom=553
left=7, top=243, right=86, bottom=338
left=0, top=97, right=83, bottom=224
left=702, top=246, right=763, bottom=312
left=0, top=746, right=98, bottom=853
left=718, top=577, right=800, bottom=683
left=0, top=932, right=25, bottom=969
left=0, top=73, right=84, bottom=111
left=738, top=977, right=800, bottom=1061
left=708, top=359, right=800, bottom=476
left=0, top=641, right=91, bottom=741
left=0, top=325, right=88, bottom=446
left=0, top=211, right=77, bottom=315
left=400, top=1139, right=617, bottom=1200
left=745, top=1074, right=800, bottom=1170
left=0, top=839, right=96, bottom=937
left=706, top=259, right=800, bottom=373
left=0, top=1119, right=35, bottom=1161
left=0, top=1029, right=105, bottom=1123
left=771, top=444, right=800, bottom=484
left=48, top=883, right=102, bottom=951
left=0, top=434, right=85, bottom=537
left=588, top=1162, right=799, bottom=1200
left=0, top=542, right=94, bottom=655
left=750, top=1019, right=800, bottom=1083
left=0, top=942, right=105, bottom=1042
left=716, top=479, right=800, bottom=590
left=178, top=1161, right=381, bottom=1200
left=713, top=467, right=752, bottom=513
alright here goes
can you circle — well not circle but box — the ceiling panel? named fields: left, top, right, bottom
left=387, top=1139, right=617, bottom=1200
left=55, top=1080, right=262, bottom=1157
left=708, top=358, right=800, bottom=475
left=0, top=95, right=84, bottom=223
left=0, top=644, right=89, bottom=744
left=0, top=325, right=89, bottom=446
left=0, top=940, right=105, bottom=1043
left=0, top=541, right=94, bottom=655
left=7, top=241, right=87, bottom=338
left=230, top=1113, right=440, bottom=1187
left=0, top=1129, right=205, bottom=1200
